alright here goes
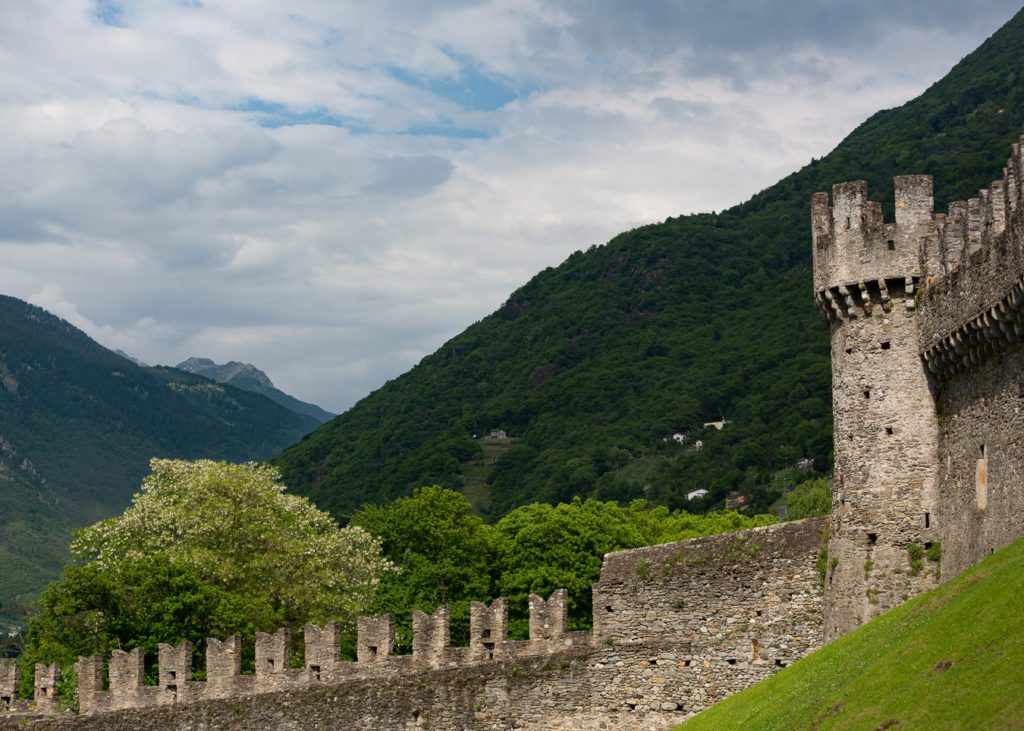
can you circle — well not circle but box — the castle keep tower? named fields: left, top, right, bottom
left=812, top=176, right=941, bottom=640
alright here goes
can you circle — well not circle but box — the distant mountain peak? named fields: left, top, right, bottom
left=175, top=357, right=333, bottom=424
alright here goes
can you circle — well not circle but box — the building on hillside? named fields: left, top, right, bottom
left=724, top=492, right=746, bottom=510
left=685, top=488, right=708, bottom=501
left=702, top=420, right=728, bottom=431
left=488, top=429, right=507, bottom=440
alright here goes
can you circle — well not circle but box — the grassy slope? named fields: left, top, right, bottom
left=679, top=538, right=1024, bottom=730
left=277, top=8, right=1024, bottom=522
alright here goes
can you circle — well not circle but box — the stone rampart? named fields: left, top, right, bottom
left=813, top=132, right=1024, bottom=637
left=914, top=135, right=1024, bottom=578
left=0, top=518, right=825, bottom=730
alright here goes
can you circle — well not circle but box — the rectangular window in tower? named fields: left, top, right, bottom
left=976, top=445, right=988, bottom=510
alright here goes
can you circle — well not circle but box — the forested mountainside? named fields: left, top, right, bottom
left=0, top=295, right=320, bottom=625
left=176, top=357, right=334, bottom=424
left=277, top=8, right=1024, bottom=522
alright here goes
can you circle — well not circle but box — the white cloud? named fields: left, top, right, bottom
left=1, top=0, right=1020, bottom=412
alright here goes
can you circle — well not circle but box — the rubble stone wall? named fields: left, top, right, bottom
left=0, top=518, right=825, bottom=730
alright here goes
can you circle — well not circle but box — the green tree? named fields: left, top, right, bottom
left=350, top=486, right=495, bottom=650
left=786, top=477, right=832, bottom=520
left=21, top=459, right=393, bottom=701
left=493, top=499, right=647, bottom=634
left=71, top=459, right=392, bottom=629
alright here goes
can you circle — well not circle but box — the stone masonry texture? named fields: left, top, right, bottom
left=813, top=133, right=1024, bottom=639
left=0, top=519, right=825, bottom=730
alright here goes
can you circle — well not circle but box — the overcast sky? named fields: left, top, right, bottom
left=2, top=1, right=1021, bottom=412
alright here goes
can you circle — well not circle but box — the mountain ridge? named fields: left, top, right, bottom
left=0, top=294, right=321, bottom=625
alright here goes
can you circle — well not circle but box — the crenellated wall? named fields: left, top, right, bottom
left=0, top=518, right=826, bottom=730
left=812, top=131, right=1024, bottom=639
left=916, top=135, right=1024, bottom=579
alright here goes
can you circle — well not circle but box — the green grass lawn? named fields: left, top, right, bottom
left=679, top=537, right=1024, bottom=730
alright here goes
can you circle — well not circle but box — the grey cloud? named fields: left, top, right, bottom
left=361, top=154, right=455, bottom=197
left=555, top=0, right=1023, bottom=82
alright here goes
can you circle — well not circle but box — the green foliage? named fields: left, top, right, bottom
left=18, top=555, right=252, bottom=701
left=71, top=460, right=392, bottom=629
left=926, top=542, right=942, bottom=563
left=678, top=535, right=1024, bottom=730
left=21, top=460, right=392, bottom=698
left=358, top=488, right=777, bottom=641
left=491, top=497, right=773, bottom=634
left=276, top=8, right=1024, bottom=525
left=635, top=560, right=653, bottom=582
left=786, top=478, right=832, bottom=521
left=350, top=486, right=495, bottom=650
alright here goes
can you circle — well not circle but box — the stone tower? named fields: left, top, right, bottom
left=811, top=176, right=941, bottom=640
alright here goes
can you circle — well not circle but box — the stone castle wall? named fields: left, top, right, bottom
left=0, top=518, right=825, bottom=730
left=813, top=132, right=1024, bottom=638
left=917, top=137, right=1024, bottom=578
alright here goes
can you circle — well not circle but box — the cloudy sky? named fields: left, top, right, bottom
left=1, top=1, right=1021, bottom=413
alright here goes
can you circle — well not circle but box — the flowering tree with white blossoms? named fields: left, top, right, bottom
left=71, top=458, right=394, bottom=629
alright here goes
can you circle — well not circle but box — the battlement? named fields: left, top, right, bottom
left=811, top=176, right=931, bottom=318
left=0, top=519, right=826, bottom=728
left=812, top=134, right=1024, bottom=325
left=57, top=589, right=589, bottom=717
left=917, top=138, right=1024, bottom=380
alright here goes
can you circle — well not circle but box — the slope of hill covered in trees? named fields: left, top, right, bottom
left=0, top=295, right=320, bottom=625
left=277, top=9, right=1024, bottom=521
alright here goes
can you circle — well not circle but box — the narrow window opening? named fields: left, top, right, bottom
left=845, top=347, right=853, bottom=354
left=887, top=239, right=896, bottom=251
left=845, top=216, right=851, bottom=230
left=605, top=605, right=613, bottom=613
left=309, top=665, right=321, bottom=680
left=166, top=685, right=177, bottom=698
left=367, top=645, right=377, bottom=658
left=924, top=542, right=933, bottom=550
left=266, top=658, right=275, bottom=670
left=881, top=341, right=891, bottom=350
left=1, top=696, right=10, bottom=709
left=727, top=658, right=737, bottom=666
left=483, top=642, right=495, bottom=660
left=40, top=688, right=48, bottom=697
left=885, top=426, right=893, bottom=435
left=755, top=610, right=763, bottom=617
left=168, top=670, right=176, bottom=681
left=925, top=513, right=931, bottom=529
left=867, top=533, right=878, bottom=545
left=684, top=660, right=692, bottom=667
left=863, top=389, right=871, bottom=399
left=482, top=629, right=491, bottom=639
left=648, top=659, right=657, bottom=666
left=976, top=444, right=988, bottom=510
